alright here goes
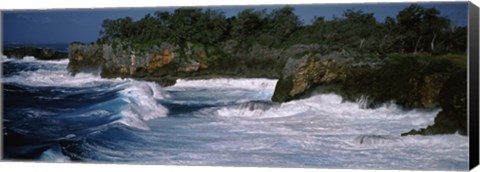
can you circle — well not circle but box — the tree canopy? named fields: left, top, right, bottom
left=98, top=4, right=467, bottom=59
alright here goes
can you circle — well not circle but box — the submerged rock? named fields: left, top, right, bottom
left=355, top=135, right=399, bottom=145
left=238, top=100, right=279, bottom=111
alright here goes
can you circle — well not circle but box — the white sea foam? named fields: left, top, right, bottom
left=19, top=56, right=70, bottom=64
left=172, top=78, right=278, bottom=91
left=180, top=91, right=466, bottom=170
left=214, top=93, right=439, bottom=135
left=1, top=54, right=12, bottom=62
left=2, top=55, right=102, bottom=87
left=84, top=79, right=469, bottom=169
left=3, top=69, right=110, bottom=87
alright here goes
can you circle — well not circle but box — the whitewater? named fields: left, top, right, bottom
left=1, top=56, right=469, bottom=170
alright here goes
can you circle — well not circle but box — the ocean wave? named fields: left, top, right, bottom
left=4, top=55, right=466, bottom=169
left=3, top=55, right=170, bottom=131
left=2, top=56, right=93, bottom=87
left=116, top=80, right=169, bottom=130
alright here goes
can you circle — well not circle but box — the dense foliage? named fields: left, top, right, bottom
left=97, top=4, right=467, bottom=59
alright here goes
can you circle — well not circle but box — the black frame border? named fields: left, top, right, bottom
left=469, top=2, right=479, bottom=170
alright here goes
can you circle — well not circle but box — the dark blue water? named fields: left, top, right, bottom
left=1, top=56, right=278, bottom=164
left=0, top=55, right=469, bottom=170
left=3, top=60, right=140, bottom=161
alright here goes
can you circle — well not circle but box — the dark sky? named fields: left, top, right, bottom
left=2, top=2, right=468, bottom=44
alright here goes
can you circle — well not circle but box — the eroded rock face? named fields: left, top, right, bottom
left=402, top=70, right=467, bottom=136
left=416, top=74, right=445, bottom=108
left=273, top=53, right=349, bottom=102
left=147, top=49, right=175, bottom=72
left=177, top=60, right=201, bottom=73
left=272, top=53, right=454, bottom=110
left=68, top=44, right=104, bottom=74
left=68, top=43, right=178, bottom=77
left=68, top=42, right=297, bottom=81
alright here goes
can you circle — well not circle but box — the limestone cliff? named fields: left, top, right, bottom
left=67, top=42, right=319, bottom=86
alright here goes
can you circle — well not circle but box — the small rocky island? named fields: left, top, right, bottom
left=3, top=47, right=68, bottom=60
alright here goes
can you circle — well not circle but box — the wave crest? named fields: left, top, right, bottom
left=116, top=80, right=169, bottom=130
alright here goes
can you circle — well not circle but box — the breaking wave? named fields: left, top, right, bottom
left=3, top=56, right=168, bottom=131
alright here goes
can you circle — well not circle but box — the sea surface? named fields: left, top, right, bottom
left=1, top=50, right=469, bottom=170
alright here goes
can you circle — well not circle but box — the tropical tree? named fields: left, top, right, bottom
left=231, top=9, right=268, bottom=51
left=195, top=9, right=229, bottom=58
left=265, top=6, right=302, bottom=47
left=169, top=8, right=203, bottom=61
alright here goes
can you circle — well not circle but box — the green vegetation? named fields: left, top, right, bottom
left=97, top=4, right=467, bottom=60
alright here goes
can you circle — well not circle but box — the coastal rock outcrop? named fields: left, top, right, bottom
left=401, top=70, right=467, bottom=136
left=68, top=43, right=179, bottom=86
left=272, top=53, right=349, bottom=102
left=271, top=53, right=466, bottom=136
left=272, top=53, right=456, bottom=109
left=67, top=42, right=315, bottom=85
left=68, top=44, right=105, bottom=74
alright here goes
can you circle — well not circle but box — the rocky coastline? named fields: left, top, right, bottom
left=66, top=42, right=468, bottom=136
left=2, top=43, right=467, bottom=136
